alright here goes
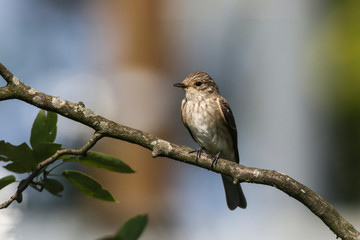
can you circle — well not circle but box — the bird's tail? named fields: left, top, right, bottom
left=221, top=174, right=247, bottom=210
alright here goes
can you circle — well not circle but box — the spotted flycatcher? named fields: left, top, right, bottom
left=174, top=71, right=247, bottom=210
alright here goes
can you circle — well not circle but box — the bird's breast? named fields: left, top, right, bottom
left=183, top=99, right=233, bottom=158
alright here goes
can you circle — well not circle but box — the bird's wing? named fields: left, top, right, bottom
left=216, top=97, right=240, bottom=163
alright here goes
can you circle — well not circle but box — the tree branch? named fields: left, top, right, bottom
left=0, top=62, right=359, bottom=240
left=0, top=132, right=103, bottom=209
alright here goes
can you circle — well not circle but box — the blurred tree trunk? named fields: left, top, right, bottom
left=85, top=0, right=174, bottom=226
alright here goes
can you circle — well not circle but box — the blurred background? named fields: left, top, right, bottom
left=1, top=0, right=360, bottom=239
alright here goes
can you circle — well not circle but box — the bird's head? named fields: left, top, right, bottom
left=174, top=71, right=219, bottom=100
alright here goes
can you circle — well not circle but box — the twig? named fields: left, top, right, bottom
left=0, top=62, right=359, bottom=240
left=0, top=132, right=103, bottom=209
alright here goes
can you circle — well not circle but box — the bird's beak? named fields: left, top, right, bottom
left=173, top=83, right=187, bottom=88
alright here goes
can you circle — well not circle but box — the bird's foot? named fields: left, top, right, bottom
left=189, top=147, right=203, bottom=161
left=211, top=152, right=221, bottom=168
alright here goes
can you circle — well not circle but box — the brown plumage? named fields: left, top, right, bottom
left=174, top=71, right=247, bottom=210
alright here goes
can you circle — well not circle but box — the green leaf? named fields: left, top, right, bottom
left=0, top=175, right=16, bottom=190
left=99, top=214, right=148, bottom=240
left=116, top=214, right=148, bottom=240
left=30, top=110, right=58, bottom=150
left=33, top=142, right=62, bottom=163
left=65, top=151, right=134, bottom=173
left=0, top=111, right=60, bottom=173
left=43, top=178, right=64, bottom=197
left=28, top=110, right=61, bottom=163
left=62, top=170, right=116, bottom=202
left=0, top=141, right=37, bottom=173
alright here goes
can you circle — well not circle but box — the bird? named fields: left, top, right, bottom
left=174, top=71, right=247, bottom=210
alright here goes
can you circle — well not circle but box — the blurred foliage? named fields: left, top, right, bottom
left=319, top=1, right=360, bottom=112
left=0, top=175, right=16, bottom=190
left=310, top=0, right=360, bottom=202
left=99, top=214, right=148, bottom=240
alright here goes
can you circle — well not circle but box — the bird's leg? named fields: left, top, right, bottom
left=211, top=152, right=221, bottom=168
left=189, top=147, right=203, bottom=161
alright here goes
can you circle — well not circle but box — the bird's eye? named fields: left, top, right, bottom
left=195, top=81, right=202, bottom=86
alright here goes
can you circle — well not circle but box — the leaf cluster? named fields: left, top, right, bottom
left=0, top=110, right=147, bottom=239
left=0, top=110, right=134, bottom=200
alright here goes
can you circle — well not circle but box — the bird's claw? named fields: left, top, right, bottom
left=189, top=147, right=203, bottom=161
left=211, top=152, right=221, bottom=168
